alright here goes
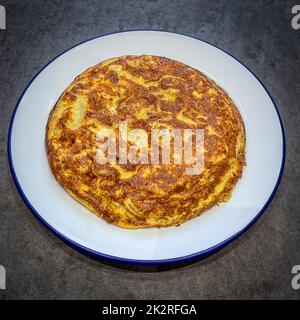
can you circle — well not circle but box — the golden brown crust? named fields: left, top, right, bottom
left=46, top=55, right=246, bottom=228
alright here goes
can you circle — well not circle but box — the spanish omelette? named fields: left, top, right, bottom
left=46, top=55, right=246, bottom=228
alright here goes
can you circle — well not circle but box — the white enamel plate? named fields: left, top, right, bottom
left=8, top=31, right=285, bottom=266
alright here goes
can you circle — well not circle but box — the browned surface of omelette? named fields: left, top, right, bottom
left=46, top=55, right=246, bottom=228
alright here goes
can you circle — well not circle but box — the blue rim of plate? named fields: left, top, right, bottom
left=7, top=30, right=286, bottom=266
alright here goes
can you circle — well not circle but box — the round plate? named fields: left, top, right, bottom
left=8, top=30, right=285, bottom=266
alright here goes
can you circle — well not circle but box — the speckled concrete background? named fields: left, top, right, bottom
left=0, top=0, right=299, bottom=300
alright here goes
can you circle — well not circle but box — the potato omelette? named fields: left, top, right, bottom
left=46, top=55, right=246, bottom=228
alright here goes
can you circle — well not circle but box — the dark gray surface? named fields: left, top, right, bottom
left=0, top=0, right=299, bottom=300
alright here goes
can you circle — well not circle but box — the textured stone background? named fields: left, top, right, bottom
left=0, top=0, right=299, bottom=299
